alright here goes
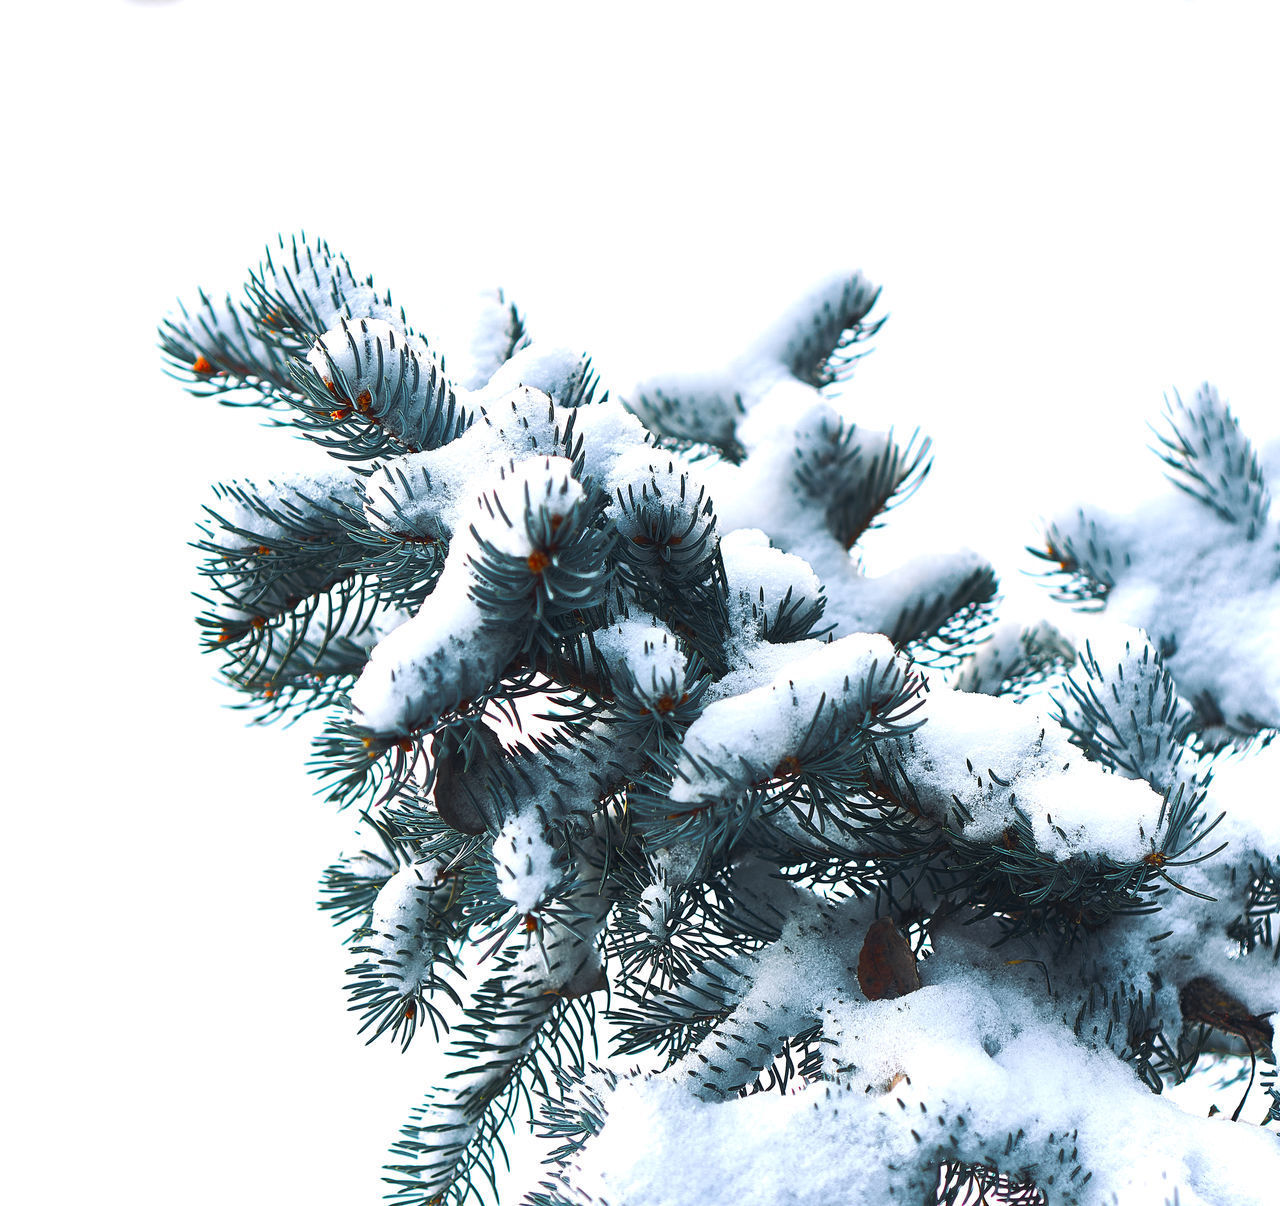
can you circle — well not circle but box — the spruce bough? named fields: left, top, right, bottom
left=165, top=236, right=1278, bottom=1205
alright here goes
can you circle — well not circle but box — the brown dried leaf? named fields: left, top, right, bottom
left=431, top=729, right=497, bottom=835
left=857, top=916, right=922, bottom=1002
left=1180, top=976, right=1275, bottom=1056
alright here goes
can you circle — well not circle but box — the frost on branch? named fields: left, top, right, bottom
left=168, top=243, right=1278, bottom=1206
left=888, top=688, right=1165, bottom=863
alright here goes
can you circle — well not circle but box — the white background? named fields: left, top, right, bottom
left=5, top=2, right=1279, bottom=1203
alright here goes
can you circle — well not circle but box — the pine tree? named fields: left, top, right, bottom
left=164, top=237, right=1278, bottom=1205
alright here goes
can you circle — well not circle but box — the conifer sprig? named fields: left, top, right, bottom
left=1153, top=385, right=1272, bottom=538
left=169, top=242, right=1279, bottom=1206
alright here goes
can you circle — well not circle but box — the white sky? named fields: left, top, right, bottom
left=5, top=2, right=1279, bottom=1204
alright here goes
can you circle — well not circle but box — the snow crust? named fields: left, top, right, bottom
left=351, top=405, right=587, bottom=732
left=471, top=455, right=584, bottom=558
left=897, top=688, right=1165, bottom=861
left=369, top=860, right=439, bottom=931
left=669, top=634, right=899, bottom=804
left=637, top=877, right=674, bottom=938
left=720, top=528, right=824, bottom=645
left=306, top=318, right=435, bottom=402
left=347, top=541, right=496, bottom=733
left=362, top=860, right=446, bottom=996
left=720, top=529, right=822, bottom=604
left=479, top=343, right=588, bottom=403
left=592, top=617, right=687, bottom=697
left=492, top=809, right=561, bottom=913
